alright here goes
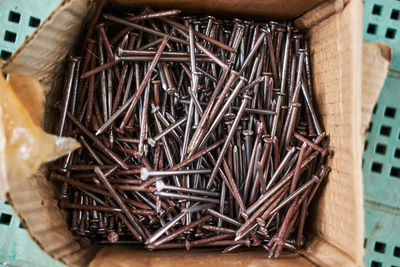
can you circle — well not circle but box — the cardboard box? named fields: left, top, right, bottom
left=2, top=0, right=369, bottom=265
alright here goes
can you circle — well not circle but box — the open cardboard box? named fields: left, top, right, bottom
left=2, top=0, right=369, bottom=266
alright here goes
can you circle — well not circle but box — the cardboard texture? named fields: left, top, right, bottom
left=8, top=74, right=45, bottom=126
left=361, top=42, right=392, bottom=136
left=112, top=0, right=325, bottom=20
left=2, top=0, right=388, bottom=266
left=294, top=0, right=348, bottom=29
left=90, top=247, right=314, bottom=267
left=300, top=1, right=364, bottom=265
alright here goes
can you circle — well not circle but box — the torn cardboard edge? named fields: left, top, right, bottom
left=294, top=0, right=348, bottom=29
left=1, top=0, right=389, bottom=266
left=361, top=42, right=392, bottom=138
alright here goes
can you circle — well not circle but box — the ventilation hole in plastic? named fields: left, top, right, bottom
left=395, top=148, right=400, bottom=159
left=380, top=125, right=391, bottom=136
left=375, top=144, right=386, bottom=155
left=364, top=238, right=367, bottom=248
left=0, top=50, right=12, bottom=60
left=371, top=261, right=382, bottom=267
left=372, top=4, right=383, bottom=15
left=8, top=10, right=21, bottom=23
left=19, top=222, right=25, bottom=229
left=386, top=28, right=397, bottom=39
left=371, top=162, right=383, bottom=173
left=391, top=9, right=400, bottom=20
left=368, top=122, right=373, bottom=132
left=390, top=167, right=400, bottom=178
left=374, top=241, right=386, bottom=253
left=29, top=16, right=41, bottom=27
left=4, top=201, right=9, bottom=205
left=367, top=24, right=378, bottom=34
left=0, top=213, right=12, bottom=225
left=394, top=246, right=400, bottom=258
left=365, top=140, right=369, bottom=151
left=373, top=104, right=378, bottom=114
left=384, top=106, right=396, bottom=118
left=4, top=30, right=17, bottom=43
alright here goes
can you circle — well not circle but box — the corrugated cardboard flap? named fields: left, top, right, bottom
left=361, top=42, right=392, bottom=135
left=3, top=0, right=97, bottom=266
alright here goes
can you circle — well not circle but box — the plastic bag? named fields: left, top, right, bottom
left=0, top=71, right=80, bottom=198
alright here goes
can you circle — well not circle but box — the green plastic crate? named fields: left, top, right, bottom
left=0, top=1, right=64, bottom=266
left=0, top=200, right=63, bottom=267
left=363, top=0, right=400, bottom=266
left=0, top=1, right=58, bottom=61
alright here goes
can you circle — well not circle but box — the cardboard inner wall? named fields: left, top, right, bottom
left=113, top=0, right=325, bottom=20
left=3, top=0, right=364, bottom=266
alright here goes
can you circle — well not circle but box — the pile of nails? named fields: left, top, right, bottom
left=50, top=4, right=331, bottom=258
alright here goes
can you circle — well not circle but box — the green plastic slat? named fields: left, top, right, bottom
left=364, top=0, right=400, bottom=266
left=0, top=0, right=62, bottom=61
left=364, top=75, right=400, bottom=206
left=0, top=200, right=62, bottom=267
left=0, top=1, right=64, bottom=266
left=364, top=206, right=400, bottom=267
left=364, top=0, right=400, bottom=72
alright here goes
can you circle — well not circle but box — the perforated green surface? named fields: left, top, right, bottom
left=0, top=200, right=64, bottom=267
left=0, top=0, right=62, bottom=62
left=364, top=0, right=400, bottom=72
left=363, top=0, right=400, bottom=266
